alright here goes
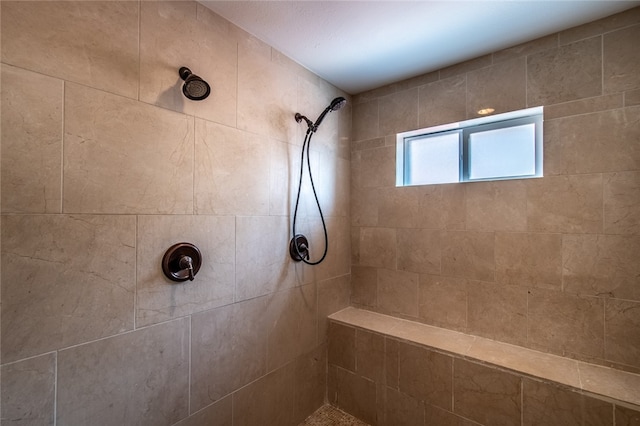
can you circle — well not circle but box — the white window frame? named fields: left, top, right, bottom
left=396, top=106, right=543, bottom=186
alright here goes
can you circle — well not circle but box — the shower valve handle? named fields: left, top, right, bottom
left=178, top=255, right=195, bottom=281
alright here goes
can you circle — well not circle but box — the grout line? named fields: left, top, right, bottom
left=192, top=116, right=196, bottom=215
left=521, top=379, right=524, bottom=426
left=60, top=81, right=65, bottom=214
left=188, top=316, right=192, bottom=415
left=451, top=357, right=455, bottom=412
left=137, top=0, right=141, bottom=102
left=53, top=351, right=58, bottom=426
left=134, top=215, right=138, bottom=330
left=601, top=34, right=605, bottom=99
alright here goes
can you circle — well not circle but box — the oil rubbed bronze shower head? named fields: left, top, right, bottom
left=179, top=67, right=210, bottom=101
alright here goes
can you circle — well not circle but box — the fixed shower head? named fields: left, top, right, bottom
left=179, top=67, right=210, bottom=101
left=312, top=97, right=347, bottom=130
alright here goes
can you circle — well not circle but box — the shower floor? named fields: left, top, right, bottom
left=298, top=405, right=371, bottom=426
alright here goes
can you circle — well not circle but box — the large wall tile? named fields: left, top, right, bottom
left=563, top=234, right=640, bottom=301
left=465, top=180, right=527, bottom=232
left=383, top=387, right=424, bottom=426
left=173, top=396, right=232, bottom=426
left=140, top=1, right=237, bottom=127
left=396, top=228, right=441, bottom=274
left=467, top=281, right=527, bottom=346
left=351, top=146, right=396, bottom=189
left=416, top=183, right=466, bottom=230
left=235, top=216, right=300, bottom=301
left=1, top=215, right=135, bottom=362
left=440, top=54, right=492, bottom=79
left=352, top=99, right=379, bottom=141
left=271, top=139, right=308, bottom=217
left=358, top=227, right=397, bottom=270
left=418, top=275, right=467, bottom=330
left=398, top=342, right=452, bottom=410
left=317, top=151, right=351, bottom=219
left=136, top=215, right=235, bottom=327
left=351, top=187, right=380, bottom=227
left=57, top=319, right=189, bottom=426
left=356, top=330, right=385, bottom=384
left=605, top=299, right=640, bottom=368
left=232, top=364, right=296, bottom=426
left=527, top=36, right=602, bottom=105
left=64, top=83, right=194, bottom=214
left=377, top=187, right=419, bottom=229
left=467, top=57, right=526, bottom=118
left=544, top=93, right=623, bottom=120
left=1, top=353, right=55, bottom=426
left=379, top=88, right=419, bottom=136
left=523, top=379, right=613, bottom=426
left=441, top=230, right=495, bottom=282
left=418, top=75, right=466, bottom=128
left=604, top=171, right=640, bottom=235
left=328, top=365, right=378, bottom=425
left=616, top=405, right=640, bottom=426
left=328, top=322, right=356, bottom=372
left=604, top=25, right=640, bottom=94
left=317, top=274, right=351, bottom=340
left=237, top=36, right=297, bottom=142
left=194, top=120, right=270, bottom=215
left=1, top=64, right=62, bottom=213
left=495, top=232, right=562, bottom=289
left=528, top=289, right=604, bottom=359
left=544, top=107, right=640, bottom=175
left=314, top=216, right=352, bottom=283
left=493, top=33, right=558, bottom=63
left=559, top=7, right=640, bottom=45
left=351, top=266, right=378, bottom=308
left=266, top=284, right=318, bottom=371
left=527, top=174, right=603, bottom=233
left=191, top=297, right=268, bottom=411
left=627, top=88, right=640, bottom=107
left=377, top=269, right=419, bottom=317
left=1, top=1, right=138, bottom=98
left=293, top=345, right=327, bottom=425
left=453, top=360, right=521, bottom=426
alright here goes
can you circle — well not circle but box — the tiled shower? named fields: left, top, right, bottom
left=1, top=2, right=639, bottom=426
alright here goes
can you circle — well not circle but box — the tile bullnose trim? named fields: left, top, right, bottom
left=328, top=307, right=640, bottom=408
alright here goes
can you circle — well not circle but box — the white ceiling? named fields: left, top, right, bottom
left=200, top=1, right=639, bottom=94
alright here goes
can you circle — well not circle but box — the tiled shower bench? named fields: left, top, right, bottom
left=327, top=307, right=640, bottom=426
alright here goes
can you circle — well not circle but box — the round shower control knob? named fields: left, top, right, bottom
left=162, top=243, right=202, bottom=282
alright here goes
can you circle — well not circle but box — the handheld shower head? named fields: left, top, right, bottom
left=312, top=97, right=347, bottom=130
left=329, top=97, right=347, bottom=111
left=179, top=67, right=210, bottom=101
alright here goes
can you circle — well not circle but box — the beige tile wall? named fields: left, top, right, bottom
left=1, top=1, right=350, bottom=425
left=351, top=7, right=640, bottom=373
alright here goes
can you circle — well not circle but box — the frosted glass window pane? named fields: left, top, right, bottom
left=405, top=132, right=460, bottom=185
left=468, top=123, right=535, bottom=180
